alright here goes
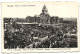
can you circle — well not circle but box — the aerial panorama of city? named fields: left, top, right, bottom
left=4, top=5, right=77, bottom=49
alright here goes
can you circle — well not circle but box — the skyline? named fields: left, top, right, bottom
left=2, top=2, right=78, bottom=18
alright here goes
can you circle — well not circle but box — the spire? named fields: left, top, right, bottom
left=42, top=4, right=48, bottom=11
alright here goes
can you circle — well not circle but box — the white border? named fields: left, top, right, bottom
left=0, top=0, right=80, bottom=54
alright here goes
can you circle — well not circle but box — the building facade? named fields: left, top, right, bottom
left=39, top=5, right=50, bottom=24
left=4, top=5, right=63, bottom=25
left=26, top=5, right=63, bottom=24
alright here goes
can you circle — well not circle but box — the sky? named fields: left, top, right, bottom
left=2, top=2, right=78, bottom=18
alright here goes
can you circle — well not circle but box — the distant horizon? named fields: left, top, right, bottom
left=4, top=16, right=77, bottom=22
left=4, top=16, right=77, bottom=19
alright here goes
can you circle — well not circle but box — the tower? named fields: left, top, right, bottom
left=40, top=4, right=50, bottom=24
left=42, top=4, right=48, bottom=15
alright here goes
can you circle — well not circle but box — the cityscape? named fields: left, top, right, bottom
left=4, top=5, right=77, bottom=48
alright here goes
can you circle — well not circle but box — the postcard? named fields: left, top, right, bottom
left=1, top=2, right=79, bottom=53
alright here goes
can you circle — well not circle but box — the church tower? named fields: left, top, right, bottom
left=40, top=5, right=50, bottom=24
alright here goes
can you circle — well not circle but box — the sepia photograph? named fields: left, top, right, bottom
left=1, top=2, right=79, bottom=52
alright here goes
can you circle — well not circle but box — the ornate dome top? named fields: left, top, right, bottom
left=42, top=4, right=48, bottom=11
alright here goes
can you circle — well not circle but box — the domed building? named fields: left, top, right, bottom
left=25, top=5, right=63, bottom=24
left=40, top=5, right=50, bottom=24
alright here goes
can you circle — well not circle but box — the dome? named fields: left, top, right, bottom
left=42, top=4, right=48, bottom=11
